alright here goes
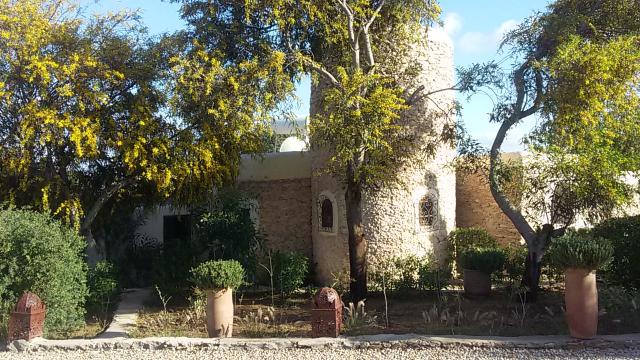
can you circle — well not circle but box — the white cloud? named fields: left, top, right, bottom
left=442, top=13, right=462, bottom=37
left=456, top=19, right=518, bottom=55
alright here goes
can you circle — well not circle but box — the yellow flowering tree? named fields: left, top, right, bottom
left=0, top=0, right=288, bottom=261
left=174, top=0, right=456, bottom=300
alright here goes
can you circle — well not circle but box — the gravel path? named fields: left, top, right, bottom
left=3, top=347, right=640, bottom=360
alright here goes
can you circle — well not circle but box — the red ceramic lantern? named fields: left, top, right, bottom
left=311, top=287, right=342, bottom=337
left=8, top=292, right=46, bottom=342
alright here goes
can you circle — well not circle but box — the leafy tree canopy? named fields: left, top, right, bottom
left=466, top=0, right=640, bottom=296
left=0, top=0, right=289, bottom=258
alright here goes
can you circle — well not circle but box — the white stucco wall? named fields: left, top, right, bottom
left=238, top=152, right=311, bottom=181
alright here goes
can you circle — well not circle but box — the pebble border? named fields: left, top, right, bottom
left=3, top=333, right=640, bottom=352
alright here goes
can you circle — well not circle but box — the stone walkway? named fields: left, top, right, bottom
left=97, top=288, right=152, bottom=339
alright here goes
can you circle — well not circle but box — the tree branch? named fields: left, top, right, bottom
left=488, top=62, right=541, bottom=243
left=362, top=1, right=385, bottom=72
left=80, top=178, right=133, bottom=233
left=335, top=0, right=359, bottom=70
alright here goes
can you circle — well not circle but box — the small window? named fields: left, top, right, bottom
left=419, top=196, right=436, bottom=227
left=320, top=198, right=334, bottom=231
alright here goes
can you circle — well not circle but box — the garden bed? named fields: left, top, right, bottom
left=131, top=285, right=640, bottom=338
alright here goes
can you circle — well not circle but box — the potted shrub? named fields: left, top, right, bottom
left=459, top=248, right=506, bottom=296
left=548, top=233, right=613, bottom=339
left=190, top=260, right=245, bottom=337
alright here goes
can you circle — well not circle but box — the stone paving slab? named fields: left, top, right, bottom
left=4, top=333, right=640, bottom=352
left=96, top=288, right=153, bottom=339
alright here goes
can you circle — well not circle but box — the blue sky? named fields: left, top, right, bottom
left=81, top=0, right=552, bottom=151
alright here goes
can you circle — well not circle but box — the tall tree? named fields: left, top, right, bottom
left=0, top=0, right=286, bottom=261
left=482, top=0, right=640, bottom=298
left=174, top=0, right=482, bottom=300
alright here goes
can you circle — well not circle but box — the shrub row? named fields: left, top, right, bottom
left=0, top=208, right=87, bottom=335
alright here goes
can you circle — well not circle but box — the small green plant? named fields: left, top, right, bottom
left=504, top=245, right=527, bottom=285
left=189, top=287, right=207, bottom=321
left=87, top=261, right=120, bottom=319
left=418, top=262, right=452, bottom=292
left=393, top=255, right=424, bottom=292
left=190, top=260, right=246, bottom=290
left=459, top=248, right=506, bottom=275
left=273, top=252, right=309, bottom=297
left=547, top=233, right=613, bottom=271
left=258, top=250, right=276, bottom=306
left=155, top=285, right=172, bottom=314
left=330, top=268, right=351, bottom=296
left=343, top=300, right=377, bottom=333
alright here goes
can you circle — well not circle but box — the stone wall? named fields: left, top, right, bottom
left=456, top=171, right=522, bottom=246
left=238, top=178, right=313, bottom=258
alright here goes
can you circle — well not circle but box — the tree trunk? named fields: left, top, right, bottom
left=521, top=224, right=561, bottom=301
left=345, top=176, right=367, bottom=302
left=81, top=179, right=132, bottom=266
left=84, top=227, right=102, bottom=266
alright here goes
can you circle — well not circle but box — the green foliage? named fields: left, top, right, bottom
left=599, top=285, right=640, bottom=327
left=368, top=255, right=450, bottom=293
left=418, top=263, right=452, bottom=292
left=393, top=255, right=423, bottom=292
left=190, top=260, right=246, bottom=290
left=273, top=252, right=309, bottom=296
left=193, top=191, right=263, bottom=275
left=592, top=216, right=640, bottom=290
left=87, top=261, right=120, bottom=316
left=0, top=208, right=87, bottom=335
left=459, top=248, right=506, bottom=275
left=504, top=245, right=528, bottom=284
left=547, top=233, right=613, bottom=271
left=310, top=71, right=411, bottom=185
left=448, top=228, right=499, bottom=271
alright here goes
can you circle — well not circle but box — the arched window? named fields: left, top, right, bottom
left=419, top=196, right=436, bottom=227
left=320, top=198, right=334, bottom=232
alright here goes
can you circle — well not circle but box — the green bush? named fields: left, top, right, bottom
left=87, top=261, right=120, bottom=316
left=548, top=233, right=613, bottom=271
left=0, top=208, right=87, bottom=335
left=393, top=255, right=423, bottom=292
left=190, top=260, right=246, bottom=290
left=418, top=262, right=451, bottom=291
left=193, top=191, right=263, bottom=276
left=504, top=245, right=528, bottom=283
left=273, top=252, right=309, bottom=296
left=459, top=248, right=506, bottom=275
left=448, top=228, right=499, bottom=271
left=592, top=216, right=640, bottom=290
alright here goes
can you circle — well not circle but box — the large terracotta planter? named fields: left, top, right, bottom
left=463, top=269, right=491, bottom=296
left=564, top=268, right=598, bottom=339
left=205, top=288, right=234, bottom=338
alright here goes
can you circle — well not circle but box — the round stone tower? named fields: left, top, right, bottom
left=310, top=28, right=456, bottom=285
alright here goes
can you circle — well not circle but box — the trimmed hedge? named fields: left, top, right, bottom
left=190, top=260, right=246, bottom=290
left=448, top=227, right=499, bottom=272
left=459, top=248, right=506, bottom=275
left=0, top=208, right=87, bottom=335
left=592, top=216, right=640, bottom=289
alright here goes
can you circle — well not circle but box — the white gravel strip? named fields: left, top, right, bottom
left=2, top=347, right=640, bottom=360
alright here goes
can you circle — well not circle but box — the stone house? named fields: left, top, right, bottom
left=136, top=29, right=523, bottom=285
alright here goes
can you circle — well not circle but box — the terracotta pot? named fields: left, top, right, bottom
left=564, top=268, right=598, bottom=339
left=463, top=269, right=491, bottom=296
left=205, top=288, right=234, bottom=338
